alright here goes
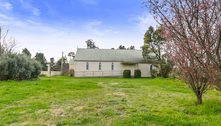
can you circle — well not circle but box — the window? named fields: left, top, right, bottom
left=150, top=64, right=153, bottom=71
left=111, top=63, right=114, bottom=70
left=99, top=62, right=101, bottom=70
left=86, top=62, right=89, bottom=70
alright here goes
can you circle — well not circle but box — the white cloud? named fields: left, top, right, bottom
left=19, top=0, right=41, bottom=16
left=83, top=21, right=103, bottom=36
left=32, top=8, right=40, bottom=16
left=70, top=20, right=76, bottom=25
left=0, top=2, right=13, bottom=10
left=83, top=21, right=115, bottom=36
left=27, top=20, right=41, bottom=26
left=128, top=13, right=158, bottom=33
left=0, top=14, right=13, bottom=20
left=44, top=2, right=56, bottom=15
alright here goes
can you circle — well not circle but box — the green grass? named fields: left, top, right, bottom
left=0, top=76, right=221, bottom=126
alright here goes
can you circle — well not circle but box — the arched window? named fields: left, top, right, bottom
left=86, top=62, right=89, bottom=70
left=99, top=62, right=101, bottom=70
left=111, top=63, right=114, bottom=70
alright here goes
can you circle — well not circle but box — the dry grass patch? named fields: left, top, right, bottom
left=110, top=82, right=118, bottom=85
left=73, top=106, right=85, bottom=111
left=49, top=106, right=65, bottom=116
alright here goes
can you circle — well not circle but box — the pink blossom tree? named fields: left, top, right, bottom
left=143, top=0, right=221, bottom=104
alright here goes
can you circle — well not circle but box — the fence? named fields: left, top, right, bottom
left=40, top=71, right=61, bottom=77
left=74, top=70, right=123, bottom=77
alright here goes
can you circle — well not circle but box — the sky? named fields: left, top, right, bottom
left=0, top=0, right=158, bottom=62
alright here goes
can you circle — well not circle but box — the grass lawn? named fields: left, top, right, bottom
left=0, top=76, right=221, bottom=126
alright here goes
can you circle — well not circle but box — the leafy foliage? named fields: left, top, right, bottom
left=34, top=53, right=47, bottom=71
left=118, top=45, right=135, bottom=50
left=50, top=57, right=55, bottom=71
left=150, top=69, right=158, bottom=78
left=134, top=69, right=141, bottom=78
left=123, top=70, right=131, bottom=78
left=141, top=26, right=173, bottom=77
left=68, top=69, right=74, bottom=77
left=118, top=45, right=126, bottom=49
left=22, top=48, right=31, bottom=58
left=141, top=26, right=164, bottom=60
left=68, top=52, right=75, bottom=60
left=86, top=39, right=99, bottom=49
left=0, top=53, right=41, bottom=81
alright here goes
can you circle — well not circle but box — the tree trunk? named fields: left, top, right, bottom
left=196, top=94, right=202, bottom=105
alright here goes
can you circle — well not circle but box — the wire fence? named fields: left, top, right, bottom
left=74, top=70, right=123, bottom=77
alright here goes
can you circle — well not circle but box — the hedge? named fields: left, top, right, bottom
left=123, top=70, right=131, bottom=78
left=134, top=69, right=141, bottom=78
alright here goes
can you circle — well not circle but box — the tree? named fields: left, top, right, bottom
left=118, top=45, right=126, bottom=49
left=55, top=56, right=68, bottom=72
left=50, top=57, right=55, bottom=71
left=68, top=52, right=75, bottom=60
left=22, top=48, right=31, bottom=58
left=0, top=25, right=18, bottom=56
left=144, top=0, right=221, bottom=104
left=35, top=53, right=47, bottom=71
left=86, top=39, right=99, bottom=49
left=59, top=56, right=67, bottom=64
left=141, top=26, right=165, bottom=76
left=118, top=45, right=135, bottom=50
left=129, top=46, right=135, bottom=50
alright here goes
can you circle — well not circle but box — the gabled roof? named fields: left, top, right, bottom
left=74, top=48, right=156, bottom=63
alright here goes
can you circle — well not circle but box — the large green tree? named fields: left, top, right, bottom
left=142, top=26, right=172, bottom=77
left=34, top=53, right=47, bottom=71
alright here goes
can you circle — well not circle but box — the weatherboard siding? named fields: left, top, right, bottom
left=73, top=61, right=152, bottom=77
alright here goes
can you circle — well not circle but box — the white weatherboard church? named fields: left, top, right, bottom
left=69, top=48, right=156, bottom=77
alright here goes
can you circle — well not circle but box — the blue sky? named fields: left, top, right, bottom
left=0, top=0, right=158, bottom=61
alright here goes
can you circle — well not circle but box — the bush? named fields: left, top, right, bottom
left=150, top=69, right=158, bottom=78
left=68, top=69, right=75, bottom=77
left=123, top=70, right=131, bottom=78
left=134, top=69, right=141, bottom=78
left=39, top=74, right=46, bottom=77
left=0, top=53, right=42, bottom=81
left=168, top=73, right=175, bottom=79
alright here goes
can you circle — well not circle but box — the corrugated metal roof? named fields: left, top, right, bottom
left=74, top=48, right=156, bottom=63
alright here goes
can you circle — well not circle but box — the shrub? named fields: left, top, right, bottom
left=30, top=60, right=42, bottom=79
left=168, top=73, right=175, bottom=79
left=150, top=69, right=158, bottom=78
left=123, top=70, right=131, bottom=78
left=0, top=53, right=42, bottom=81
left=134, top=69, right=141, bottom=78
left=39, top=74, right=46, bottom=77
left=68, top=69, right=75, bottom=77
